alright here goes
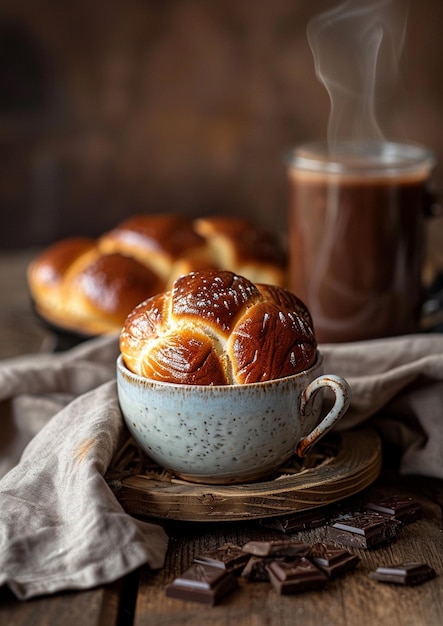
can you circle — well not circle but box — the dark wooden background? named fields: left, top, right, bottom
left=1, top=0, right=443, bottom=251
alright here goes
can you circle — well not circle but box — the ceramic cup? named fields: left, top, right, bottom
left=116, top=353, right=351, bottom=484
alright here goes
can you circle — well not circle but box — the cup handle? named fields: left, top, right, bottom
left=296, top=374, right=351, bottom=457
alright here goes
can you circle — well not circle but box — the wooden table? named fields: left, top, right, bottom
left=1, top=251, right=443, bottom=626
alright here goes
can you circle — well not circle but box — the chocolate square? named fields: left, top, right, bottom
left=327, top=512, right=400, bottom=549
left=242, top=539, right=310, bottom=557
left=369, top=562, right=436, bottom=586
left=365, top=495, right=423, bottom=524
left=194, top=543, right=249, bottom=574
left=266, top=557, right=328, bottom=594
left=240, top=556, right=281, bottom=582
left=165, top=562, right=238, bottom=605
left=308, top=542, right=360, bottom=578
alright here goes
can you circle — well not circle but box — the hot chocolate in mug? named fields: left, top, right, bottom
left=287, top=140, right=438, bottom=343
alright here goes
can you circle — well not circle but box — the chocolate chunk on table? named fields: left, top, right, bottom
left=365, top=495, right=423, bottom=524
left=327, top=513, right=400, bottom=549
left=369, top=562, right=436, bottom=586
left=242, top=540, right=310, bottom=557
left=308, top=543, right=360, bottom=579
left=194, top=543, right=250, bottom=573
left=260, top=509, right=327, bottom=533
left=241, top=556, right=280, bottom=582
left=266, top=557, right=328, bottom=595
left=165, top=562, right=238, bottom=605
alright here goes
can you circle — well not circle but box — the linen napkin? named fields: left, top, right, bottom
left=1, top=332, right=443, bottom=600
left=322, top=333, right=443, bottom=479
left=0, top=335, right=168, bottom=600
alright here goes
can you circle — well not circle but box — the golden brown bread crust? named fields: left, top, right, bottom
left=28, top=214, right=287, bottom=336
left=28, top=237, right=96, bottom=292
left=62, top=253, right=164, bottom=331
left=29, top=243, right=163, bottom=335
left=98, top=214, right=212, bottom=281
left=194, top=216, right=287, bottom=287
left=120, top=270, right=316, bottom=385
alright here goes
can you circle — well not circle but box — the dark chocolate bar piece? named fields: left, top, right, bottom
left=308, top=543, right=360, bottom=579
left=242, top=540, right=310, bottom=557
left=365, top=495, right=423, bottom=524
left=165, top=562, right=238, bottom=605
left=194, top=543, right=249, bottom=573
left=241, top=556, right=279, bottom=582
left=369, top=562, right=436, bottom=586
left=266, top=557, right=328, bottom=594
left=260, top=509, right=327, bottom=533
left=327, top=513, right=400, bottom=549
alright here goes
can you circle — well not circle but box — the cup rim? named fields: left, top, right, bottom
left=285, top=139, right=435, bottom=177
left=116, top=352, right=324, bottom=390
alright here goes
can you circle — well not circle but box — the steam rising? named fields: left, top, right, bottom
left=307, top=0, right=409, bottom=151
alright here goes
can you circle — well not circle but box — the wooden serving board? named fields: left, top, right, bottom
left=107, top=428, right=381, bottom=522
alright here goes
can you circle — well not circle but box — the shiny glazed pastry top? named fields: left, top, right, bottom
left=120, top=270, right=317, bottom=385
left=28, top=214, right=287, bottom=336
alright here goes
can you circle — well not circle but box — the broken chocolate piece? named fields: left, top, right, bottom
left=369, top=562, right=436, bottom=586
left=165, top=562, right=238, bottom=605
left=266, top=557, right=328, bottom=594
left=307, top=543, right=360, bottom=579
left=240, top=556, right=279, bottom=582
left=242, top=540, right=310, bottom=557
left=365, top=495, right=423, bottom=524
left=327, top=512, right=400, bottom=549
left=260, top=509, right=327, bottom=533
left=194, top=543, right=249, bottom=574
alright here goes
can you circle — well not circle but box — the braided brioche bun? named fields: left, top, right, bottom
left=28, top=214, right=286, bottom=336
left=120, top=270, right=316, bottom=385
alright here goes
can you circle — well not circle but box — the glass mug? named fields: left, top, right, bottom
left=287, top=140, right=438, bottom=343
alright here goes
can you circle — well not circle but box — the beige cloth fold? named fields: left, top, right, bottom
left=0, top=336, right=168, bottom=600
left=322, top=333, right=443, bottom=478
left=0, top=332, right=442, bottom=600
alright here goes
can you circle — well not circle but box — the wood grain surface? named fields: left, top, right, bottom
left=133, top=472, right=443, bottom=626
left=0, top=580, right=123, bottom=626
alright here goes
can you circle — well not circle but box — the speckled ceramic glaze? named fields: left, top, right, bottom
left=116, top=353, right=351, bottom=484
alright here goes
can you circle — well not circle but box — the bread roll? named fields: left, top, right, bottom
left=28, top=214, right=287, bottom=336
left=120, top=270, right=316, bottom=385
left=28, top=239, right=163, bottom=335
left=98, top=214, right=212, bottom=282
left=194, top=216, right=287, bottom=287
